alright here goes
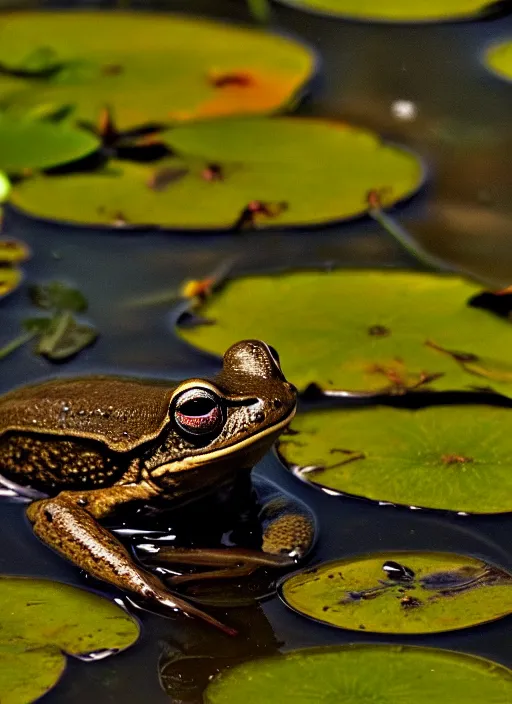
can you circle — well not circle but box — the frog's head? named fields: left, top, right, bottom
left=145, top=340, right=297, bottom=492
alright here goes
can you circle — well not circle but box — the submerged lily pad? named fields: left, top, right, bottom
left=275, top=0, right=506, bottom=22
left=205, top=644, right=512, bottom=704
left=10, top=119, right=423, bottom=229
left=0, top=576, right=139, bottom=704
left=280, top=552, right=512, bottom=633
left=178, top=270, right=512, bottom=396
left=278, top=404, right=512, bottom=514
left=0, top=12, right=314, bottom=125
left=484, top=40, right=512, bottom=84
left=0, top=114, right=99, bottom=174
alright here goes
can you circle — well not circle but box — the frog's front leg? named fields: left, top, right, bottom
left=25, top=483, right=236, bottom=635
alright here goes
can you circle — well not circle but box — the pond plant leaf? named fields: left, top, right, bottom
left=484, top=39, right=512, bottom=83
left=0, top=280, right=98, bottom=362
left=177, top=270, right=512, bottom=396
left=0, top=12, right=314, bottom=125
left=278, top=405, right=512, bottom=514
left=29, top=280, right=88, bottom=313
left=274, top=0, right=509, bottom=22
left=204, top=644, right=512, bottom=704
left=0, top=576, right=139, bottom=704
left=0, top=114, right=99, bottom=175
left=280, top=552, right=512, bottom=633
left=10, top=119, right=423, bottom=229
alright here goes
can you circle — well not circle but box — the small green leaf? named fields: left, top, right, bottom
left=36, top=311, right=98, bottom=361
left=29, top=281, right=88, bottom=312
left=280, top=552, right=512, bottom=633
left=177, top=270, right=512, bottom=396
left=278, top=405, right=512, bottom=514
left=205, top=645, right=512, bottom=704
left=0, top=576, right=139, bottom=704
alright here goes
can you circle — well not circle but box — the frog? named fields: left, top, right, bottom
left=0, top=340, right=314, bottom=635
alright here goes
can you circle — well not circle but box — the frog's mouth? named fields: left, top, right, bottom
left=149, top=401, right=296, bottom=479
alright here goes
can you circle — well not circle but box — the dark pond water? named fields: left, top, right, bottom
left=1, top=1, right=512, bottom=702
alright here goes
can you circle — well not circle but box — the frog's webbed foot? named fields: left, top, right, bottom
left=26, top=486, right=236, bottom=636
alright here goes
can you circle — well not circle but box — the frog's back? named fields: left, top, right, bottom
left=0, top=376, right=175, bottom=452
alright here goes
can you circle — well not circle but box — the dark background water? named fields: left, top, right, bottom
left=1, top=1, right=512, bottom=701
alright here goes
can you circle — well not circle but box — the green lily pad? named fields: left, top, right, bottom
left=0, top=12, right=314, bottom=125
left=0, top=238, right=30, bottom=264
left=204, top=644, right=512, bottom=704
left=484, top=40, right=512, bottom=84
left=0, top=266, right=22, bottom=299
left=278, top=404, right=512, bottom=514
left=178, top=270, right=512, bottom=395
left=274, top=0, right=504, bottom=22
left=10, top=119, right=423, bottom=229
left=0, top=171, right=10, bottom=201
left=0, top=114, right=99, bottom=175
left=0, top=576, right=139, bottom=704
left=280, top=552, right=512, bottom=633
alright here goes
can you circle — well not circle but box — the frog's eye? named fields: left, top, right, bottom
left=173, top=388, right=224, bottom=437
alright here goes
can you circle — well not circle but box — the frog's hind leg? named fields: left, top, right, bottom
left=25, top=483, right=236, bottom=635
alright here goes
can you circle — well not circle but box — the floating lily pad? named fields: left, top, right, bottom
left=0, top=238, right=30, bottom=264
left=0, top=114, right=99, bottom=175
left=275, top=0, right=506, bottom=22
left=10, top=119, right=423, bottom=229
left=280, top=552, right=512, bottom=633
left=204, top=644, right=512, bottom=704
left=278, top=404, right=512, bottom=513
left=0, top=267, right=22, bottom=300
left=0, top=576, right=139, bottom=704
left=178, top=270, right=512, bottom=395
left=0, top=172, right=10, bottom=201
left=484, top=40, right=512, bottom=84
left=0, top=12, right=314, bottom=125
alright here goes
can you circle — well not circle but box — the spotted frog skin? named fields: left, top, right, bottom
left=0, top=340, right=314, bottom=634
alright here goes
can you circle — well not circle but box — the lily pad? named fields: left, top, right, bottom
left=280, top=552, right=512, bottom=633
left=484, top=40, right=512, bottom=84
left=10, top=119, right=423, bottom=229
left=0, top=266, right=22, bottom=299
left=177, top=270, right=512, bottom=396
left=0, top=12, right=314, bottom=125
left=0, top=114, right=99, bottom=174
left=204, top=644, right=512, bottom=704
left=0, top=238, right=30, bottom=264
left=278, top=404, right=512, bottom=514
left=0, top=576, right=139, bottom=704
left=274, top=0, right=506, bottom=22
